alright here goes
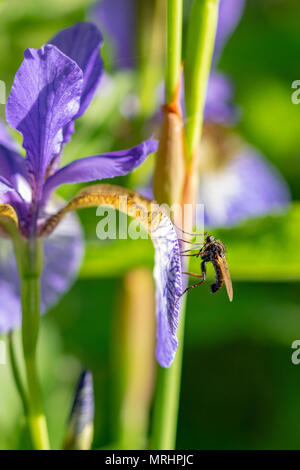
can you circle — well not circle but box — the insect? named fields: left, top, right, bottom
left=180, top=233, right=233, bottom=302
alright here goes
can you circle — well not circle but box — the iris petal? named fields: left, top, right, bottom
left=214, top=0, right=246, bottom=62
left=0, top=208, right=83, bottom=333
left=0, top=177, right=14, bottom=195
left=40, top=184, right=182, bottom=368
left=50, top=22, right=103, bottom=143
left=151, top=212, right=182, bottom=367
left=6, top=45, right=83, bottom=195
left=198, top=148, right=291, bottom=228
left=42, top=137, right=157, bottom=201
left=92, top=0, right=136, bottom=69
left=204, top=72, right=236, bottom=124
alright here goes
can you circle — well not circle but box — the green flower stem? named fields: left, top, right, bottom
left=8, top=331, right=29, bottom=418
left=165, top=0, right=183, bottom=104
left=185, top=0, right=220, bottom=161
left=112, top=268, right=156, bottom=449
left=14, top=237, right=50, bottom=450
left=137, top=0, right=165, bottom=117
left=150, top=0, right=184, bottom=451
left=150, top=296, right=187, bottom=450
left=150, top=0, right=220, bottom=450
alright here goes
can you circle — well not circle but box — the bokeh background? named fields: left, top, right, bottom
left=1, top=0, right=300, bottom=450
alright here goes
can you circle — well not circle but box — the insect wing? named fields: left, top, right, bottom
left=216, top=254, right=233, bottom=301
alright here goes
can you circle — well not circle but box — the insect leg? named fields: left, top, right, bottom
left=178, top=279, right=205, bottom=299
left=178, top=238, right=205, bottom=245
left=180, top=248, right=207, bottom=255
left=201, top=260, right=207, bottom=282
left=182, top=272, right=203, bottom=278
left=180, top=253, right=201, bottom=257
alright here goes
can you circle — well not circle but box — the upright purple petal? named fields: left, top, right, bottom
left=42, top=137, right=158, bottom=201
left=6, top=45, right=83, bottom=195
left=93, top=0, right=136, bottom=69
left=197, top=147, right=290, bottom=228
left=50, top=22, right=103, bottom=143
left=214, top=0, right=246, bottom=61
left=151, top=212, right=182, bottom=367
left=0, top=207, right=83, bottom=333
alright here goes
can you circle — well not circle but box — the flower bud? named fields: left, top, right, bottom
left=153, top=99, right=186, bottom=207
left=63, top=370, right=94, bottom=450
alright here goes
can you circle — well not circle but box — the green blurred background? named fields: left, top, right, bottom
left=1, top=0, right=300, bottom=450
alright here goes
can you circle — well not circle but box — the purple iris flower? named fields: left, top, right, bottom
left=92, top=0, right=137, bottom=69
left=4, top=23, right=156, bottom=235
left=0, top=22, right=182, bottom=368
left=197, top=140, right=291, bottom=228
left=204, top=72, right=237, bottom=124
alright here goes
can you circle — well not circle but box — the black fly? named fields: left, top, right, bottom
left=180, top=234, right=233, bottom=302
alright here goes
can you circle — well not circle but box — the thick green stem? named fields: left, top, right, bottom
left=185, top=0, right=220, bottom=161
left=14, top=238, right=50, bottom=450
left=137, top=0, right=165, bottom=117
left=150, top=0, right=184, bottom=451
left=150, top=0, right=219, bottom=450
left=150, top=297, right=186, bottom=450
left=165, top=0, right=183, bottom=104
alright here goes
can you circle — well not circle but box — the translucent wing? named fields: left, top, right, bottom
left=216, top=254, right=233, bottom=302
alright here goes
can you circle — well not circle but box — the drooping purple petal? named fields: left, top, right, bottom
left=6, top=45, right=83, bottom=196
left=150, top=211, right=182, bottom=367
left=42, top=137, right=158, bottom=201
left=92, top=0, right=136, bottom=69
left=197, top=147, right=290, bottom=228
left=0, top=207, right=83, bottom=333
left=39, top=182, right=182, bottom=368
left=50, top=22, right=103, bottom=143
left=214, top=0, right=246, bottom=62
left=41, top=206, right=84, bottom=312
left=0, top=239, right=21, bottom=332
left=204, top=72, right=237, bottom=124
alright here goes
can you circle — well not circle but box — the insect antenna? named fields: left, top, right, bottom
left=180, top=247, right=201, bottom=254
left=172, top=222, right=206, bottom=239
left=178, top=238, right=205, bottom=245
